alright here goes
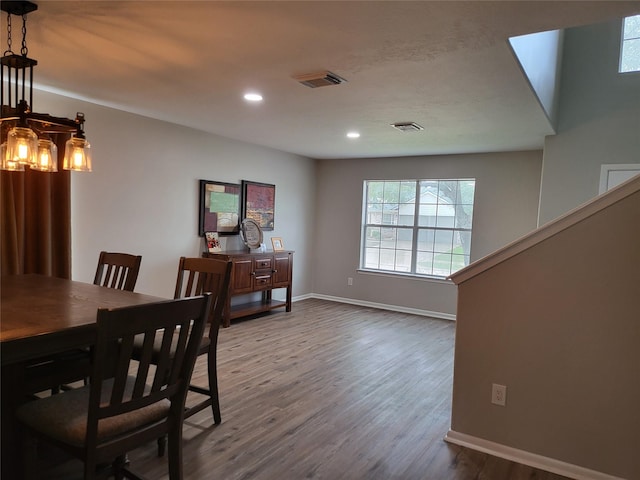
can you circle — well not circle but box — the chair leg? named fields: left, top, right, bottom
left=113, top=455, right=127, bottom=480
left=207, top=351, right=222, bottom=424
left=22, top=428, right=38, bottom=480
left=167, top=427, right=184, bottom=480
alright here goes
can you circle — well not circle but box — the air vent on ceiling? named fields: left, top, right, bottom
left=293, top=71, right=347, bottom=88
left=391, top=122, right=424, bottom=132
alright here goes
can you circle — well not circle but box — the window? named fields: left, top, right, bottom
left=361, top=179, right=476, bottom=278
left=620, top=15, right=640, bottom=73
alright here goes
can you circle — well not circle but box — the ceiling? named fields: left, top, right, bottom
left=15, top=1, right=640, bottom=159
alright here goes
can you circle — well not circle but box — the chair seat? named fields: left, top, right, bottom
left=17, top=376, right=170, bottom=448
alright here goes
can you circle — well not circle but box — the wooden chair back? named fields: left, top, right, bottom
left=93, top=251, right=142, bottom=291
left=174, top=257, right=233, bottom=339
left=88, top=294, right=211, bottom=474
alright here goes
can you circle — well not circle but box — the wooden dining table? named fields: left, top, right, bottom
left=1, top=274, right=166, bottom=479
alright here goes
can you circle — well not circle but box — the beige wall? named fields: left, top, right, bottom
left=539, top=19, right=640, bottom=225
left=450, top=182, right=640, bottom=479
left=33, top=90, right=316, bottom=300
left=313, top=151, right=542, bottom=317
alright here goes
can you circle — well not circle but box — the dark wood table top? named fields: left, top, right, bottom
left=1, top=274, right=166, bottom=366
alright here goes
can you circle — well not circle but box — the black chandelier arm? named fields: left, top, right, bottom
left=1, top=110, right=85, bottom=135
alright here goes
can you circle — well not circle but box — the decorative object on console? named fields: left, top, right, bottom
left=205, top=231, right=222, bottom=253
left=240, top=218, right=263, bottom=250
left=1, top=1, right=92, bottom=172
left=242, top=180, right=275, bottom=230
left=271, top=237, right=284, bottom=251
left=199, top=180, right=241, bottom=236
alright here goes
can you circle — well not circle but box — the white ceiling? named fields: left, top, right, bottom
left=17, top=1, right=640, bottom=159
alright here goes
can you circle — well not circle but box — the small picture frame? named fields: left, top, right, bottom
left=271, top=237, right=284, bottom=251
left=205, top=231, right=222, bottom=253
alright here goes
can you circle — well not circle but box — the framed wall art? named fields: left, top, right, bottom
left=199, top=180, right=241, bottom=236
left=242, top=180, right=275, bottom=231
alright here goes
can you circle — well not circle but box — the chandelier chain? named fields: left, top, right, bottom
left=4, top=12, right=12, bottom=55
left=21, top=13, right=28, bottom=56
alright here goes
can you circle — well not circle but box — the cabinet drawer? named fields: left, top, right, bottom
left=254, top=274, right=272, bottom=289
left=254, top=258, right=272, bottom=269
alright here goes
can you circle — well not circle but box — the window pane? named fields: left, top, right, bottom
left=460, top=180, right=476, bottom=204
left=434, top=229, right=453, bottom=253
left=365, top=226, right=380, bottom=247
left=416, top=251, right=434, bottom=275
left=417, top=229, right=435, bottom=251
left=418, top=203, right=437, bottom=226
left=395, top=249, right=412, bottom=272
left=397, top=227, right=413, bottom=251
left=366, top=204, right=383, bottom=224
left=451, top=254, right=467, bottom=273
left=380, top=227, right=396, bottom=249
left=433, top=252, right=452, bottom=276
left=456, top=230, right=472, bottom=256
left=364, top=248, right=380, bottom=269
left=623, top=15, right=640, bottom=40
left=621, top=38, right=640, bottom=72
left=438, top=180, right=457, bottom=204
left=382, top=203, right=398, bottom=225
left=367, top=181, right=385, bottom=203
left=436, top=203, right=455, bottom=227
left=379, top=249, right=396, bottom=270
left=383, top=181, right=400, bottom=203
left=457, top=203, right=474, bottom=225
left=400, top=181, right=417, bottom=202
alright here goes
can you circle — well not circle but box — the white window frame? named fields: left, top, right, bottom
left=360, top=179, right=476, bottom=279
left=619, top=15, right=640, bottom=73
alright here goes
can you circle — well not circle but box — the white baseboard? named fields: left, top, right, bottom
left=298, top=293, right=456, bottom=321
left=444, top=430, right=625, bottom=480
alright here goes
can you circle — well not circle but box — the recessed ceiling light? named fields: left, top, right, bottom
left=244, top=93, right=263, bottom=102
left=347, top=132, right=360, bottom=139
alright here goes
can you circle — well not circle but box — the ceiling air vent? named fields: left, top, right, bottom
left=391, top=122, right=424, bottom=132
left=293, top=71, right=347, bottom=88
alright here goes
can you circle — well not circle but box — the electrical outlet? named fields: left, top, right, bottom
left=491, top=383, right=507, bottom=406
left=347, top=277, right=353, bottom=286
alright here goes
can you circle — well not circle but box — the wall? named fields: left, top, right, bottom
left=509, top=29, right=564, bottom=128
left=449, top=178, right=640, bottom=479
left=539, top=18, right=640, bottom=225
left=32, top=90, right=316, bottom=300
left=313, top=151, right=542, bottom=317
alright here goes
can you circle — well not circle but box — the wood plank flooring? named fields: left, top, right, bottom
left=43, top=298, right=569, bottom=479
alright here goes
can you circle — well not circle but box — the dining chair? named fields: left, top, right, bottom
left=29, top=251, right=144, bottom=395
left=132, top=257, right=232, bottom=456
left=16, top=294, right=212, bottom=480
left=93, top=251, right=143, bottom=291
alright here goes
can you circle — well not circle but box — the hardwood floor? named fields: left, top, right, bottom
left=43, top=298, right=569, bottom=479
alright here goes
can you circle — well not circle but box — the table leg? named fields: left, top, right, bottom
left=2, top=362, right=26, bottom=479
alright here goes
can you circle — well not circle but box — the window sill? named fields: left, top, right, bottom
left=357, top=269, right=453, bottom=284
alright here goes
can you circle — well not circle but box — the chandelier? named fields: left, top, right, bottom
left=1, top=0, right=91, bottom=172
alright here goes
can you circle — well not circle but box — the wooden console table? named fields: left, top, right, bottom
left=203, top=250, right=293, bottom=327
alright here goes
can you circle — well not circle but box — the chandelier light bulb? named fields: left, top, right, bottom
left=63, top=136, right=92, bottom=172
left=0, top=142, right=25, bottom=171
left=32, top=138, right=58, bottom=172
left=6, top=126, right=38, bottom=166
